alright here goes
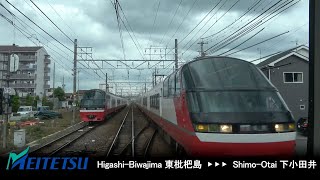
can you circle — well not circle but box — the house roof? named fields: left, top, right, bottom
left=257, top=45, right=309, bottom=68
left=0, top=45, right=42, bottom=53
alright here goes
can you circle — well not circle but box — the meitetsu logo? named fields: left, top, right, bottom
left=6, top=147, right=88, bottom=170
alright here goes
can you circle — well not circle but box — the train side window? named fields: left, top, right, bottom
left=163, top=78, right=169, bottom=97
left=143, top=97, right=147, bottom=106
left=175, top=70, right=181, bottom=96
left=150, top=93, right=160, bottom=110
left=112, top=99, right=116, bottom=107
left=182, top=66, right=194, bottom=89
left=168, top=75, right=175, bottom=97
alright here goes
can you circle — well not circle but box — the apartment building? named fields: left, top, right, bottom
left=0, top=45, right=51, bottom=98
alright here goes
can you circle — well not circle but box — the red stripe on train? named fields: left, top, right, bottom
left=139, top=106, right=295, bottom=157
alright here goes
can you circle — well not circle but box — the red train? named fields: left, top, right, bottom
left=80, top=89, right=127, bottom=122
left=136, top=56, right=296, bottom=157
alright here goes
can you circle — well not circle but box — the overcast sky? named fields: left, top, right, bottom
left=0, top=0, right=309, bottom=96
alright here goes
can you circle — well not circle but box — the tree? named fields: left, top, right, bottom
left=33, top=96, right=40, bottom=107
left=11, top=95, right=20, bottom=112
left=42, top=96, right=48, bottom=105
left=54, top=87, right=65, bottom=101
left=25, top=94, right=33, bottom=106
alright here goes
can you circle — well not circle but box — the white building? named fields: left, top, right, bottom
left=0, top=45, right=51, bottom=98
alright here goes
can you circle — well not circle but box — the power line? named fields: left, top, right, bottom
left=202, top=0, right=263, bottom=39
left=205, top=0, right=298, bottom=54
left=116, top=1, right=145, bottom=59
left=158, top=0, right=183, bottom=45
left=164, top=0, right=199, bottom=48
left=46, top=0, right=77, bottom=39
left=181, top=0, right=241, bottom=56
left=0, top=7, right=102, bottom=81
left=224, top=31, right=289, bottom=56
left=218, top=27, right=265, bottom=56
left=29, top=0, right=74, bottom=43
left=4, top=0, right=74, bottom=52
left=148, top=0, right=161, bottom=46
left=178, top=0, right=222, bottom=45
left=205, top=0, right=284, bottom=53
left=0, top=12, right=69, bottom=72
left=180, top=0, right=226, bottom=51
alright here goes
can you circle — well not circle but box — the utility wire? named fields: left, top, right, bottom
left=148, top=0, right=161, bottom=46
left=224, top=31, right=289, bottom=56
left=29, top=0, right=74, bottom=43
left=158, top=0, right=183, bottom=45
left=164, top=0, right=199, bottom=48
left=4, top=0, right=74, bottom=53
left=46, top=0, right=77, bottom=39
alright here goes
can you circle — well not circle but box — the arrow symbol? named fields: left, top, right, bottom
left=222, top=162, right=227, bottom=167
left=215, top=162, right=219, bottom=167
left=208, top=162, right=212, bottom=167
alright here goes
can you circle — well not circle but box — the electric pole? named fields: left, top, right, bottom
left=198, top=38, right=208, bottom=57
left=175, top=39, right=178, bottom=71
left=106, top=73, right=108, bottom=92
left=2, top=52, right=11, bottom=149
left=72, top=39, right=77, bottom=125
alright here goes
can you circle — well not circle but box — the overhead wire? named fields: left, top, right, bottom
left=205, top=0, right=299, bottom=55
left=158, top=0, right=183, bottom=45
left=4, top=0, right=74, bottom=53
left=46, top=0, right=77, bottom=39
left=29, top=0, right=74, bottom=43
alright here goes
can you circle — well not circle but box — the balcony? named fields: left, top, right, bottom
left=44, top=84, right=50, bottom=89
left=9, top=83, right=36, bottom=88
left=44, top=67, right=50, bottom=72
left=19, top=57, right=36, bottom=62
left=9, top=74, right=36, bottom=79
left=44, top=76, right=50, bottom=80
left=19, top=64, right=37, bottom=70
left=44, top=58, right=51, bottom=64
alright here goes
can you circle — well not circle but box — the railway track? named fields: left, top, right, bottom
left=106, top=105, right=157, bottom=158
left=30, top=122, right=98, bottom=156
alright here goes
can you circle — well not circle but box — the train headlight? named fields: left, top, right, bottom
left=195, top=124, right=209, bottom=132
left=220, top=125, right=232, bottom=133
left=194, top=124, right=233, bottom=133
left=274, top=123, right=295, bottom=132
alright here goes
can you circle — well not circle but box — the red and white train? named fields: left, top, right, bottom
left=80, top=89, right=127, bottom=122
left=136, top=56, right=296, bottom=157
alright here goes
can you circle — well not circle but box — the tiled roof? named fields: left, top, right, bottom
left=257, top=45, right=309, bottom=67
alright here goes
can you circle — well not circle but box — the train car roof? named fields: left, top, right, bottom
left=84, top=89, right=127, bottom=99
left=138, top=56, right=257, bottom=97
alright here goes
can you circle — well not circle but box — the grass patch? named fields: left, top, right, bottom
left=0, top=110, right=81, bottom=154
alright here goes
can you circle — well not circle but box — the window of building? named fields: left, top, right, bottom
left=300, top=105, right=305, bottom=110
left=284, top=72, right=303, bottom=83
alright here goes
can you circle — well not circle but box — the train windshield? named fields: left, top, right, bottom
left=183, top=57, right=292, bottom=123
left=185, top=57, right=273, bottom=90
left=82, top=90, right=105, bottom=99
left=187, top=91, right=288, bottom=113
left=80, top=90, right=105, bottom=108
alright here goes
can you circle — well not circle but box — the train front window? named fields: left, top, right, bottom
left=187, top=57, right=273, bottom=90
left=83, top=90, right=105, bottom=99
left=187, top=91, right=288, bottom=113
